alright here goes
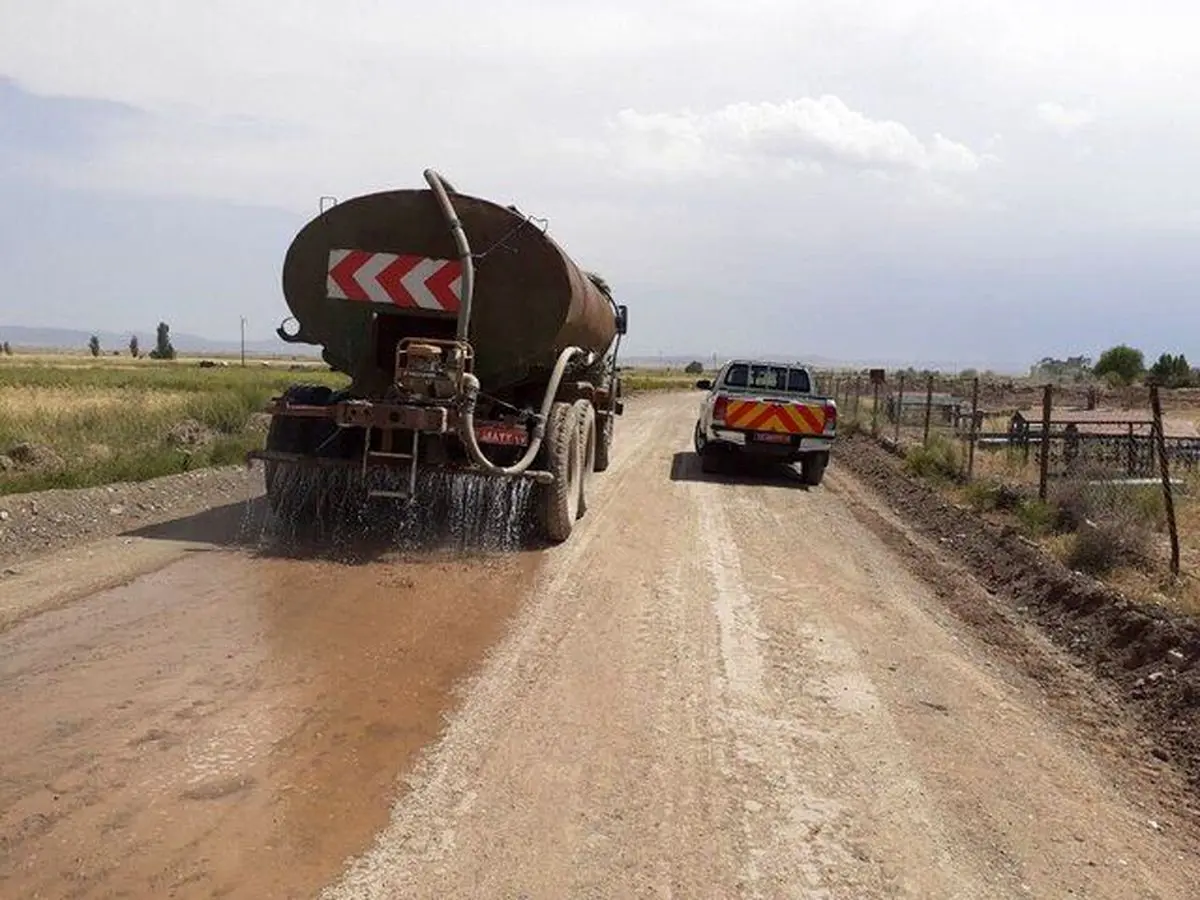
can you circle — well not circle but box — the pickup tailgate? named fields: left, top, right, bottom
left=719, top=394, right=835, bottom=440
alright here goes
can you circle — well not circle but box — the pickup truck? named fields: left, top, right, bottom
left=693, top=359, right=837, bottom=485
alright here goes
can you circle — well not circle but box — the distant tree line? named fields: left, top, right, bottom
left=83, top=321, right=175, bottom=360
left=1031, top=344, right=1199, bottom=388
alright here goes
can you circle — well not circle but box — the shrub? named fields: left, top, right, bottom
left=904, top=436, right=961, bottom=482
left=964, top=478, right=1026, bottom=512
left=1016, top=499, right=1057, bottom=536
left=1066, top=521, right=1151, bottom=575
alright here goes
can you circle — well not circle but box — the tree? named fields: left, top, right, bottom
left=1029, top=355, right=1092, bottom=382
left=129, top=335, right=140, bottom=358
left=149, top=321, right=176, bottom=360
left=1, top=341, right=10, bottom=356
left=88, top=334, right=101, bottom=357
left=684, top=360, right=704, bottom=374
left=1093, top=344, right=1144, bottom=386
left=1148, top=352, right=1192, bottom=388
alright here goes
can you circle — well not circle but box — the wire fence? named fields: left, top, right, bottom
left=818, top=370, right=1187, bottom=581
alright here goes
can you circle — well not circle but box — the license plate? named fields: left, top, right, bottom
left=753, top=432, right=791, bottom=444
left=475, top=423, right=529, bottom=446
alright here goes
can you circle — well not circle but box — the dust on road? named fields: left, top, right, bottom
left=2, top=392, right=1199, bottom=899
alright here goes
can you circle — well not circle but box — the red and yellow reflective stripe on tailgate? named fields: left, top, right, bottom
left=723, top=400, right=827, bottom=434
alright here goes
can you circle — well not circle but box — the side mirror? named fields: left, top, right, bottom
left=696, top=379, right=712, bottom=390
left=615, top=304, right=628, bottom=336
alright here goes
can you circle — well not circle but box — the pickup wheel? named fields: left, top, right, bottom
left=700, top=444, right=725, bottom=475
left=693, top=420, right=706, bottom=455
left=801, top=451, right=829, bottom=486
left=537, top=401, right=583, bottom=543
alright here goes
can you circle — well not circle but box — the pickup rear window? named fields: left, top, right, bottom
left=723, top=363, right=811, bottom=394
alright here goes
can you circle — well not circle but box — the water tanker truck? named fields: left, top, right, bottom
left=250, top=169, right=628, bottom=543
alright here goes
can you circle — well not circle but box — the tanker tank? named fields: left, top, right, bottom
left=278, top=185, right=620, bottom=397
left=254, top=169, right=629, bottom=546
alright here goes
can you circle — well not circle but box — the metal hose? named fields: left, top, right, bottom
left=423, top=168, right=475, bottom=342
left=458, top=345, right=592, bottom=477
left=422, top=168, right=593, bottom=479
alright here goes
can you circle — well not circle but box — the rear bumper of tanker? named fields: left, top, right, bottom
left=244, top=389, right=623, bottom=481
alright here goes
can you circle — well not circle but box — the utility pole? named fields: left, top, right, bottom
left=240, top=316, right=246, bottom=367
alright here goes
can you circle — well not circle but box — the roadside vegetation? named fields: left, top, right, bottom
left=0, top=355, right=695, bottom=496
left=835, top=361, right=1200, bottom=615
left=0, top=359, right=347, bottom=496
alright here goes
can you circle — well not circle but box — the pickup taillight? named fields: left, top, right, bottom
left=823, top=404, right=837, bottom=433
left=713, top=395, right=729, bottom=423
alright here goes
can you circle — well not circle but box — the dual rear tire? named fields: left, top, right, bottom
left=537, top=399, right=600, bottom=543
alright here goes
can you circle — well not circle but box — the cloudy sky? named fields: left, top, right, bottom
left=2, top=1, right=1198, bottom=371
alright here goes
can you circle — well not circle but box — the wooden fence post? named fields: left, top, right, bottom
left=1038, top=384, right=1052, bottom=501
left=895, top=374, right=905, bottom=444
left=1150, top=385, right=1181, bottom=576
left=871, top=378, right=881, bottom=437
left=967, top=376, right=980, bottom=480
left=923, top=375, right=934, bottom=446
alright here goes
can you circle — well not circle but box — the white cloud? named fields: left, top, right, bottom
left=573, top=96, right=991, bottom=185
left=1036, top=102, right=1096, bottom=135
left=6, top=0, right=1200, bottom=362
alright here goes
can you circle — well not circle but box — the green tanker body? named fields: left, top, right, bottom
left=252, top=169, right=628, bottom=544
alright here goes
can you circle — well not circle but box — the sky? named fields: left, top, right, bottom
left=2, top=0, right=1199, bottom=372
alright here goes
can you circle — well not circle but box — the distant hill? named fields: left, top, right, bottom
left=0, top=325, right=322, bottom=357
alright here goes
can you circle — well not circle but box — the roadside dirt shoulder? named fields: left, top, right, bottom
left=0, top=465, right=260, bottom=572
left=835, top=433, right=1200, bottom=799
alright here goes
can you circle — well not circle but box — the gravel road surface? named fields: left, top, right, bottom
left=1, top=392, right=1197, bottom=899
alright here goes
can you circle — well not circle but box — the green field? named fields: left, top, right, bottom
left=0, top=358, right=699, bottom=496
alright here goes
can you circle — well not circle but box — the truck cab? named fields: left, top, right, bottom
left=693, top=359, right=837, bottom=485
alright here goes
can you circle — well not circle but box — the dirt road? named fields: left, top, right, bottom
left=2, top=392, right=1198, bottom=899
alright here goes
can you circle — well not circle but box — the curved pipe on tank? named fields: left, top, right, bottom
left=459, top=345, right=593, bottom=477
left=423, top=168, right=475, bottom=342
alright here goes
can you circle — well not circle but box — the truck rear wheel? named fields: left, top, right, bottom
left=537, top=401, right=583, bottom=543
left=573, top=400, right=596, bottom=516
left=593, top=411, right=614, bottom=472
left=264, top=384, right=335, bottom=519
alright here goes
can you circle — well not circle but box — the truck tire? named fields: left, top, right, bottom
left=573, top=400, right=596, bottom=517
left=537, top=401, right=582, bottom=543
left=801, top=451, right=829, bottom=487
left=593, top=411, right=614, bottom=472
left=263, top=384, right=347, bottom=521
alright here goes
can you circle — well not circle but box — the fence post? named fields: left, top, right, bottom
left=967, top=376, right=980, bottom=480
left=871, top=377, right=881, bottom=437
left=1038, top=384, right=1052, bottom=501
left=895, top=374, right=905, bottom=444
left=923, top=375, right=934, bottom=446
left=853, top=377, right=861, bottom=422
left=1149, top=385, right=1181, bottom=576
left=1126, top=422, right=1136, bottom=477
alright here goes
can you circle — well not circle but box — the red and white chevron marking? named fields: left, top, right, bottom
left=326, top=249, right=462, bottom=312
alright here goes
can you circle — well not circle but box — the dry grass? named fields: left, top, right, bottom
left=0, top=360, right=348, bottom=495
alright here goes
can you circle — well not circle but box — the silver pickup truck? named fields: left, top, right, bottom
left=693, top=359, right=838, bottom=485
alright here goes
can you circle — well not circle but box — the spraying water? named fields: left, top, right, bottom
left=248, top=463, right=538, bottom=562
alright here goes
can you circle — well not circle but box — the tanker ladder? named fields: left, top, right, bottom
left=360, top=424, right=420, bottom=501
